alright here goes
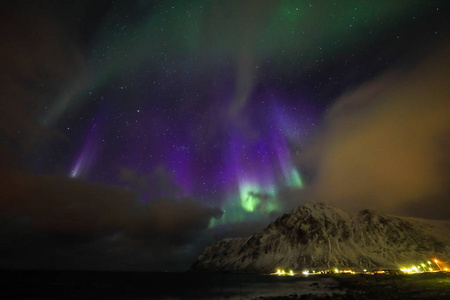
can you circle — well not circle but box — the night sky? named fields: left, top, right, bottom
left=1, top=0, right=449, bottom=271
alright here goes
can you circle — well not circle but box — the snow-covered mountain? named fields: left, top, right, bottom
left=192, top=202, right=450, bottom=273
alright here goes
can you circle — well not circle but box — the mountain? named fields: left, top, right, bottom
left=192, top=202, right=450, bottom=273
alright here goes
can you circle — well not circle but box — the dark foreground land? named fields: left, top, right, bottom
left=1, top=270, right=450, bottom=299
left=333, top=272, right=450, bottom=300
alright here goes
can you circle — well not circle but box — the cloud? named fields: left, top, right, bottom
left=0, top=220, right=212, bottom=271
left=0, top=168, right=222, bottom=270
left=0, top=168, right=221, bottom=241
left=298, top=44, right=450, bottom=219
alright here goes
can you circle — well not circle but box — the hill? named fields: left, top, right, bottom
left=192, top=202, right=450, bottom=273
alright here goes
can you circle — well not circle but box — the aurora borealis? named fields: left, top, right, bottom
left=1, top=0, right=449, bottom=271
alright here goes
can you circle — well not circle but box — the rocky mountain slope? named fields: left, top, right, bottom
left=192, top=202, right=450, bottom=273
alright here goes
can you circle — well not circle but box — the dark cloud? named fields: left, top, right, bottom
left=298, top=44, right=450, bottom=219
left=0, top=222, right=208, bottom=271
left=0, top=168, right=220, bottom=239
left=0, top=168, right=222, bottom=270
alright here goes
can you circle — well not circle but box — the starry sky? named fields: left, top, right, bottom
left=1, top=0, right=449, bottom=271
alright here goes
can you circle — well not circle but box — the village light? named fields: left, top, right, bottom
left=434, top=259, right=443, bottom=271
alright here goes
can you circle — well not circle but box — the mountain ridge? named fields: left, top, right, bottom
left=192, top=202, right=450, bottom=273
